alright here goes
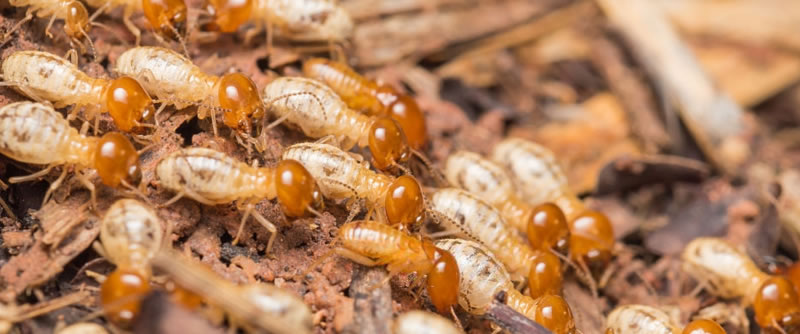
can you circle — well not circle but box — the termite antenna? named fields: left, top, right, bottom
left=90, top=22, right=129, bottom=47
left=165, top=23, right=190, bottom=59
left=411, top=149, right=447, bottom=186
left=78, top=28, right=97, bottom=62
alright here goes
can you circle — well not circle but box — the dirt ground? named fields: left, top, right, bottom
left=2, top=0, right=800, bottom=333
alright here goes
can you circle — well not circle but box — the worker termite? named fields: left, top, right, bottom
left=151, top=248, right=313, bottom=334
left=394, top=310, right=462, bottom=334
left=95, top=199, right=164, bottom=328
left=312, top=220, right=459, bottom=314
left=84, top=0, right=188, bottom=55
left=1, top=50, right=156, bottom=132
left=56, top=322, right=108, bottom=334
left=434, top=238, right=576, bottom=334
left=283, top=142, right=424, bottom=228
left=155, top=147, right=323, bottom=250
left=115, top=46, right=263, bottom=138
left=303, top=58, right=428, bottom=150
left=606, top=305, right=728, bottom=334
left=682, top=238, right=800, bottom=332
left=444, top=150, right=570, bottom=253
left=427, top=187, right=541, bottom=282
left=261, top=76, right=414, bottom=172
left=0, top=102, right=141, bottom=207
left=490, top=138, right=616, bottom=271
left=2, top=0, right=96, bottom=54
left=203, top=0, right=354, bottom=48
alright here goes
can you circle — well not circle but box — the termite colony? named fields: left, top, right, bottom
left=2, top=0, right=776, bottom=333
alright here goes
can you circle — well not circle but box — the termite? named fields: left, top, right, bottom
left=151, top=248, right=313, bottom=334
left=95, top=199, right=164, bottom=328
left=203, top=0, right=354, bottom=46
left=606, top=305, right=728, bottom=334
left=261, top=76, right=413, bottom=172
left=0, top=102, right=141, bottom=207
left=394, top=310, right=462, bottom=334
left=115, top=46, right=263, bottom=137
left=57, top=322, right=108, bottom=334
left=444, top=150, right=570, bottom=253
left=682, top=238, right=800, bottom=332
left=434, top=238, right=576, bottom=334
left=84, top=0, right=188, bottom=54
left=282, top=142, right=424, bottom=228
left=155, top=147, right=323, bottom=251
left=1, top=50, right=156, bottom=132
left=490, top=138, right=616, bottom=271
left=303, top=58, right=428, bottom=150
left=316, top=220, right=459, bottom=314
left=2, top=0, right=96, bottom=54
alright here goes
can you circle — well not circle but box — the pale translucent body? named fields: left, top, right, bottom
left=430, top=188, right=535, bottom=281
left=8, top=0, right=80, bottom=21
left=394, top=310, right=462, bottom=334
left=282, top=142, right=389, bottom=204
left=100, top=199, right=164, bottom=269
left=606, top=305, right=680, bottom=334
left=2, top=51, right=103, bottom=109
left=56, top=322, right=109, bottom=334
left=262, top=77, right=372, bottom=150
left=681, top=237, right=768, bottom=302
left=156, top=147, right=276, bottom=204
left=253, top=0, right=353, bottom=42
left=0, top=102, right=93, bottom=165
left=85, top=0, right=142, bottom=11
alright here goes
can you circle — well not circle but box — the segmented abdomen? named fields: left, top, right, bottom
left=283, top=143, right=389, bottom=203
left=430, top=188, right=534, bottom=280
left=445, top=151, right=515, bottom=204
left=257, top=0, right=353, bottom=42
left=262, top=77, right=370, bottom=149
left=156, top=148, right=255, bottom=203
left=116, top=47, right=214, bottom=108
left=0, top=102, right=75, bottom=165
left=2, top=51, right=100, bottom=107
left=491, top=138, right=568, bottom=203
left=338, top=221, right=416, bottom=261
left=100, top=199, right=163, bottom=268
left=606, top=305, right=681, bottom=334
left=434, top=239, right=512, bottom=314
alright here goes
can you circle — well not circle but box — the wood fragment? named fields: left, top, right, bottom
left=596, top=0, right=747, bottom=174
left=343, top=0, right=478, bottom=21
left=595, top=154, right=710, bottom=195
left=343, top=266, right=392, bottom=334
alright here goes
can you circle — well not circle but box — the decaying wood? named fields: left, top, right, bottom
left=595, top=154, right=709, bottom=195
left=343, top=0, right=479, bottom=21
left=596, top=0, right=746, bottom=174
left=344, top=266, right=393, bottom=334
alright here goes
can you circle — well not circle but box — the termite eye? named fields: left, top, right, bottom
left=528, top=251, right=562, bottom=298
left=95, top=132, right=140, bottom=187
left=275, top=159, right=320, bottom=217
left=682, top=319, right=726, bottom=334
left=105, top=76, right=155, bottom=132
left=218, top=73, right=262, bottom=130
left=387, top=94, right=427, bottom=150
left=65, top=1, right=90, bottom=37
left=424, top=246, right=460, bottom=315
left=754, top=276, right=800, bottom=330
left=568, top=210, right=615, bottom=272
left=205, top=0, right=253, bottom=32
left=528, top=203, right=570, bottom=254
left=164, top=280, right=203, bottom=311
left=142, top=0, right=188, bottom=37
left=100, top=268, right=151, bottom=329
left=368, top=117, right=410, bottom=171
left=534, top=295, right=575, bottom=334
left=384, top=175, right=424, bottom=227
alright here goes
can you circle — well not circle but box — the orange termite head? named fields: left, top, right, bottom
left=533, top=294, right=576, bottom=334
left=368, top=116, right=410, bottom=171
left=274, top=159, right=323, bottom=217
left=104, top=76, right=155, bottom=132
left=386, top=94, right=427, bottom=151
left=753, top=276, right=800, bottom=331
left=568, top=210, right=615, bottom=274
left=528, top=251, right=562, bottom=298
left=204, top=0, right=253, bottom=33
left=217, top=73, right=263, bottom=131
left=421, top=239, right=459, bottom=314
left=94, top=132, right=141, bottom=187
left=64, top=1, right=91, bottom=39
left=682, top=319, right=726, bottom=334
left=384, top=175, right=424, bottom=228
left=164, top=279, right=204, bottom=311
left=142, top=0, right=188, bottom=38
left=527, top=202, right=570, bottom=254
left=100, top=268, right=152, bottom=329
left=785, top=261, right=800, bottom=292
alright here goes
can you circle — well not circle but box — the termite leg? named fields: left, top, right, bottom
left=266, top=22, right=274, bottom=56
left=64, top=49, right=79, bottom=66
left=122, top=6, right=141, bottom=45
left=2, top=9, right=34, bottom=43
left=243, top=27, right=260, bottom=46
left=233, top=203, right=278, bottom=255
left=44, top=14, right=58, bottom=39
left=75, top=170, right=98, bottom=211
left=335, top=248, right=381, bottom=267
left=41, top=166, right=69, bottom=208
left=9, top=164, right=56, bottom=183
